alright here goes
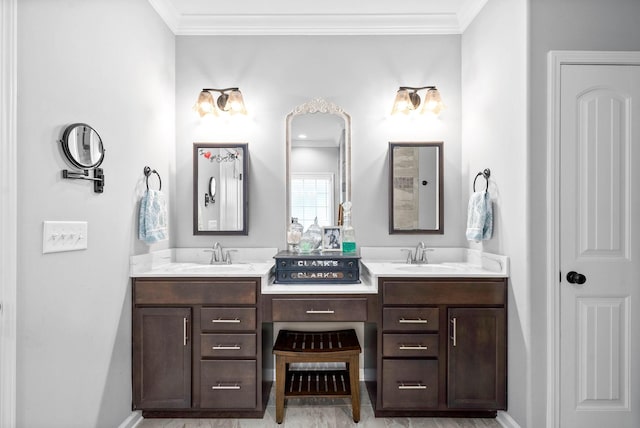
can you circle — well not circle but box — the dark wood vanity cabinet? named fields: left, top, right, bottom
left=132, top=278, right=268, bottom=418
left=133, top=307, right=192, bottom=409
left=375, top=278, right=507, bottom=417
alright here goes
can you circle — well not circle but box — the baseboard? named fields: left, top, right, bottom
left=118, top=411, right=143, bottom=428
left=496, top=411, right=521, bottom=428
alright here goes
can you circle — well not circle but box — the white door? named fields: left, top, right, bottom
left=560, top=64, right=640, bottom=428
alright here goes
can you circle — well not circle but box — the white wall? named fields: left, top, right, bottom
left=17, top=0, right=174, bottom=426
left=529, top=1, right=640, bottom=427
left=461, top=0, right=528, bottom=426
left=175, top=35, right=463, bottom=249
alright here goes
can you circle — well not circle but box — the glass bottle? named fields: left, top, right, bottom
left=287, top=217, right=303, bottom=252
left=307, top=217, right=323, bottom=250
left=299, top=230, right=315, bottom=253
left=342, top=202, right=356, bottom=253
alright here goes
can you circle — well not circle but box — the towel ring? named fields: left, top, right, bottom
left=473, top=168, right=491, bottom=192
left=143, top=166, right=162, bottom=191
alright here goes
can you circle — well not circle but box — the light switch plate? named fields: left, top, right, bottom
left=42, top=221, right=88, bottom=254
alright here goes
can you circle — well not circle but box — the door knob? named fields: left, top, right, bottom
left=566, top=271, right=587, bottom=284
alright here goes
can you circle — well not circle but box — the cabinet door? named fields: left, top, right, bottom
left=133, top=307, right=191, bottom=409
left=447, top=308, right=506, bottom=410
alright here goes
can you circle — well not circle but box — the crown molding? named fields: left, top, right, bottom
left=147, top=0, right=487, bottom=35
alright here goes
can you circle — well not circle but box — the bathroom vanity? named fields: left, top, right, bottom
left=130, top=247, right=508, bottom=419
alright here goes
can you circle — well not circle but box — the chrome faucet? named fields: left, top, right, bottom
left=414, top=241, right=427, bottom=264
left=209, top=242, right=223, bottom=264
left=402, top=242, right=433, bottom=264
left=206, top=242, right=236, bottom=264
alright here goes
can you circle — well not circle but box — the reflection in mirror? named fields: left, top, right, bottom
left=193, top=143, right=248, bottom=235
left=389, top=142, right=443, bottom=234
left=60, top=123, right=104, bottom=169
left=286, top=98, right=351, bottom=231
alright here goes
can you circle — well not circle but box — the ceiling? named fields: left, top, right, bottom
left=147, top=0, right=489, bottom=35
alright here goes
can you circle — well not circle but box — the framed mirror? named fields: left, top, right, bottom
left=60, top=123, right=104, bottom=169
left=285, top=98, right=351, bottom=231
left=193, top=143, right=248, bottom=235
left=389, top=142, right=444, bottom=234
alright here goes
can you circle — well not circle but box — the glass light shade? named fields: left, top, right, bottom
left=421, top=88, right=445, bottom=115
left=226, top=90, right=248, bottom=115
left=193, top=91, right=216, bottom=117
left=391, top=89, right=413, bottom=115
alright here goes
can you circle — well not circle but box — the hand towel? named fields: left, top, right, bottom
left=466, top=191, right=493, bottom=242
left=138, top=189, right=168, bottom=244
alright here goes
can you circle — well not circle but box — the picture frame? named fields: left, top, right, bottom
left=321, top=226, right=342, bottom=251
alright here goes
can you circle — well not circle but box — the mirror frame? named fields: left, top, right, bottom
left=285, top=98, right=351, bottom=231
left=193, top=142, right=249, bottom=236
left=60, top=123, right=105, bottom=169
left=388, top=141, right=444, bottom=235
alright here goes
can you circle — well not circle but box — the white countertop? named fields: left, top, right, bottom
left=130, top=247, right=508, bottom=294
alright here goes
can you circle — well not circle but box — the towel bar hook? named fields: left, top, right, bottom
left=473, top=168, right=491, bottom=192
left=143, top=166, right=162, bottom=191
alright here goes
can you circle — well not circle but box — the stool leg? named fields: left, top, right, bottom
left=275, top=356, right=286, bottom=424
left=348, top=355, right=360, bottom=422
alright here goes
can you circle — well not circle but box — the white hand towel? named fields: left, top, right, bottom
left=138, top=189, right=168, bottom=244
left=466, top=191, right=493, bottom=242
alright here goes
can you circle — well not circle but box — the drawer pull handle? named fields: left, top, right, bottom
left=399, top=345, right=428, bottom=350
left=212, top=345, right=241, bottom=350
left=211, top=384, right=241, bottom=390
left=306, top=309, right=335, bottom=314
left=211, top=318, right=241, bottom=323
left=398, top=383, right=427, bottom=390
left=399, top=318, right=428, bottom=324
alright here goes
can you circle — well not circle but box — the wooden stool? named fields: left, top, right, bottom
left=272, top=329, right=361, bottom=424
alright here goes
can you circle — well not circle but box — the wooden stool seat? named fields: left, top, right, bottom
left=273, top=329, right=361, bottom=424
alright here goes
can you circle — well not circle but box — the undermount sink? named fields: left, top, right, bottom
left=391, top=263, right=459, bottom=272
left=162, top=262, right=252, bottom=273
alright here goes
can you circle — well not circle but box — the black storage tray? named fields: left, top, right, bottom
left=274, top=251, right=361, bottom=284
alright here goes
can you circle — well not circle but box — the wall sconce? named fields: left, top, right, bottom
left=391, top=86, right=444, bottom=116
left=193, top=87, right=247, bottom=117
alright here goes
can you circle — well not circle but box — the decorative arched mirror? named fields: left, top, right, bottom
left=59, top=123, right=105, bottom=193
left=193, top=143, right=248, bottom=235
left=285, top=98, right=351, bottom=231
left=389, top=141, right=444, bottom=234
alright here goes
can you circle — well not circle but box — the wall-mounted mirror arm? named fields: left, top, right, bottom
left=61, top=168, right=104, bottom=193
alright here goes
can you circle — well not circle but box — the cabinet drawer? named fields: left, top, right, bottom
left=134, top=279, right=257, bottom=305
left=382, top=359, right=438, bottom=409
left=383, top=280, right=506, bottom=305
left=383, top=307, right=439, bottom=331
left=200, top=360, right=257, bottom=409
left=271, top=298, right=367, bottom=321
left=201, top=308, right=256, bottom=331
left=201, top=334, right=256, bottom=358
left=383, top=334, right=439, bottom=357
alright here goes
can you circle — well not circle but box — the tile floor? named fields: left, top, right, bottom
left=136, top=383, right=502, bottom=428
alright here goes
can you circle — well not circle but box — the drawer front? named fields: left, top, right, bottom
left=271, top=298, right=367, bottom=321
left=383, top=280, right=506, bottom=305
left=134, top=279, right=257, bottom=305
left=200, top=360, right=257, bottom=409
left=383, top=334, right=439, bottom=357
left=383, top=307, right=439, bottom=331
left=201, top=308, right=256, bottom=331
left=201, top=334, right=256, bottom=358
left=382, top=359, right=438, bottom=409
